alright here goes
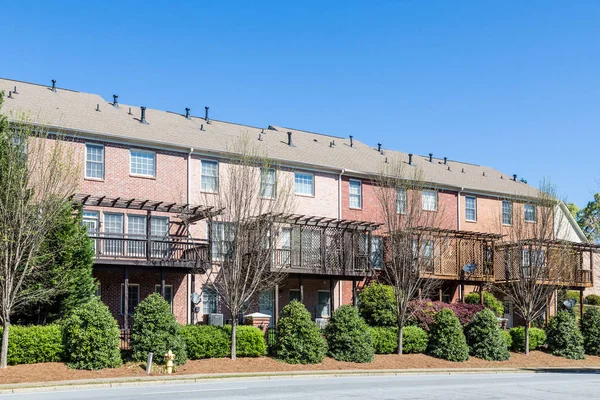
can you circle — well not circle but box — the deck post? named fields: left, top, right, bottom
left=330, top=277, right=334, bottom=313
left=480, top=283, right=484, bottom=304
left=124, top=266, right=129, bottom=331
left=299, top=275, right=304, bottom=303
left=146, top=211, right=152, bottom=261
left=580, top=288, right=585, bottom=320
left=191, top=273, right=196, bottom=325
left=439, top=288, right=443, bottom=302
left=352, top=279, right=357, bottom=306
left=161, top=267, right=166, bottom=298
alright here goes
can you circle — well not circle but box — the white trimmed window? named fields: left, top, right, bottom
left=260, top=168, right=276, bottom=198
left=502, top=200, right=513, bottom=225
left=294, top=172, right=314, bottom=196
left=371, top=236, right=383, bottom=269
left=82, top=211, right=99, bottom=235
left=85, top=144, right=104, bottom=179
left=396, top=188, right=407, bottom=214
left=317, top=291, right=331, bottom=318
left=155, top=285, right=174, bottom=310
left=465, top=196, right=477, bottom=222
left=130, top=149, right=156, bottom=177
left=201, top=160, right=219, bottom=192
left=524, top=203, right=537, bottom=222
left=349, top=180, right=362, bottom=209
left=422, top=189, right=438, bottom=211
left=120, top=284, right=140, bottom=315
left=202, top=287, right=218, bottom=314
left=212, top=222, right=235, bottom=261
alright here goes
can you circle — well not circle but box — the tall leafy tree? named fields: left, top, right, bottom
left=577, top=193, right=600, bottom=243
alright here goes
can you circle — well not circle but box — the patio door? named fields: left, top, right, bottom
left=503, top=300, right=514, bottom=328
left=259, top=289, right=275, bottom=327
left=104, top=213, right=124, bottom=255
left=151, top=217, right=170, bottom=258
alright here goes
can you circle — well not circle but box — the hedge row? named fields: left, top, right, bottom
left=368, top=326, right=428, bottom=354
left=0, top=325, right=63, bottom=365
left=181, top=324, right=266, bottom=359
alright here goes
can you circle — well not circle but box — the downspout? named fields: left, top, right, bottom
left=457, top=187, right=464, bottom=302
left=187, top=148, right=194, bottom=325
left=337, top=168, right=345, bottom=307
left=457, top=187, right=463, bottom=231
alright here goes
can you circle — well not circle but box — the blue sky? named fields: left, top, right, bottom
left=1, top=1, right=599, bottom=207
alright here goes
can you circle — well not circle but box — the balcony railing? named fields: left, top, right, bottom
left=271, top=248, right=373, bottom=275
left=89, top=233, right=209, bottom=267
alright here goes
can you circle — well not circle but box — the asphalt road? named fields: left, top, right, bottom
left=1, top=372, right=599, bottom=400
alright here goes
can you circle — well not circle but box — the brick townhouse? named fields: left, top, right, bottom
left=0, top=77, right=597, bottom=329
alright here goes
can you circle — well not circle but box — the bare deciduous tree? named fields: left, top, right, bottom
left=373, top=160, right=442, bottom=354
left=0, top=96, right=80, bottom=368
left=493, top=182, right=580, bottom=354
left=199, top=137, right=295, bottom=359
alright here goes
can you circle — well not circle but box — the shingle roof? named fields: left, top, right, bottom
left=0, top=78, right=540, bottom=198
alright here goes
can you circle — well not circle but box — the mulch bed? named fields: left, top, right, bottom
left=1, top=352, right=599, bottom=385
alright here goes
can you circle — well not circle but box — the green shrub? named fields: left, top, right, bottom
left=274, top=301, right=327, bottom=364
left=546, top=311, right=585, bottom=359
left=402, top=326, right=428, bottom=354
left=464, top=292, right=504, bottom=317
left=586, top=294, right=600, bottom=306
left=369, top=327, right=397, bottom=354
left=566, top=290, right=580, bottom=303
left=581, top=307, right=600, bottom=355
left=180, top=325, right=230, bottom=359
left=465, top=309, right=510, bottom=361
left=358, top=283, right=396, bottom=327
left=503, top=330, right=512, bottom=350
left=325, top=305, right=374, bottom=363
left=223, top=325, right=267, bottom=357
left=509, top=327, right=546, bottom=352
left=62, top=299, right=121, bottom=370
left=0, top=325, right=63, bottom=365
left=427, top=309, right=469, bottom=362
left=131, top=293, right=187, bottom=365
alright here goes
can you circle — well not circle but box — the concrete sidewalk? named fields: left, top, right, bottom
left=1, top=367, right=600, bottom=394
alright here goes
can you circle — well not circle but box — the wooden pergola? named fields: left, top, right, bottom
left=259, top=212, right=382, bottom=231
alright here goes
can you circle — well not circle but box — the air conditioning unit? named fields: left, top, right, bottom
left=315, top=318, right=328, bottom=330
left=208, top=313, right=224, bottom=327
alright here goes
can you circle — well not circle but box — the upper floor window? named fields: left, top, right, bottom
left=85, top=144, right=104, bottom=179
left=294, top=172, right=314, bottom=196
left=260, top=168, right=276, bottom=198
left=201, top=160, right=219, bottom=193
left=524, top=203, right=537, bottom=222
left=349, top=180, right=362, bottom=209
left=82, top=211, right=99, bottom=235
left=465, top=196, right=477, bottom=222
left=396, top=188, right=407, bottom=214
left=371, top=236, right=383, bottom=269
left=130, top=149, right=156, bottom=177
left=502, top=200, right=513, bottom=225
left=212, top=222, right=235, bottom=260
left=422, top=189, right=438, bottom=211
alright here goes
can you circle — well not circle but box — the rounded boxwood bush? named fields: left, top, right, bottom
left=223, top=325, right=267, bottom=357
left=464, top=291, right=504, bottom=317
left=546, top=311, right=585, bottom=359
left=427, top=309, right=469, bottom=362
left=402, top=326, right=428, bottom=354
left=509, top=327, right=546, bottom=352
left=503, top=330, right=512, bottom=350
left=274, top=300, right=327, bottom=364
left=180, top=325, right=230, bottom=359
left=1, top=325, right=63, bottom=365
left=325, top=305, right=374, bottom=363
left=62, top=299, right=121, bottom=370
left=369, top=326, right=397, bottom=354
left=586, top=294, right=600, bottom=306
left=465, top=309, right=510, bottom=361
left=358, top=283, right=396, bottom=327
left=131, top=293, right=187, bottom=365
left=581, top=307, right=600, bottom=355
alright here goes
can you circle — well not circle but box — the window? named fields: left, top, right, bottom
left=120, top=284, right=140, bottom=315
left=280, top=228, right=291, bottom=265
left=127, top=215, right=146, bottom=256
left=130, top=149, right=156, bottom=177
left=396, top=188, right=407, bottom=214
left=465, top=196, right=477, bottom=222
left=85, top=144, right=104, bottom=179
left=154, top=285, right=173, bottom=311
left=422, top=190, right=438, bottom=211
left=294, top=172, right=314, bottom=196
left=349, top=180, right=362, bottom=209
left=371, top=236, right=383, bottom=269
left=82, top=211, right=99, bottom=235
left=260, top=168, right=276, bottom=198
left=151, top=217, right=170, bottom=257
left=202, top=287, right=218, bottom=314
left=289, top=289, right=301, bottom=302
left=212, top=222, right=235, bottom=260
left=317, top=291, right=330, bottom=318
left=413, top=239, right=434, bottom=271
left=502, top=200, right=513, bottom=225
left=524, top=203, right=537, bottom=222
left=104, top=213, right=124, bottom=255
left=522, top=249, right=531, bottom=277
left=259, top=290, right=275, bottom=323
left=201, top=160, right=219, bottom=192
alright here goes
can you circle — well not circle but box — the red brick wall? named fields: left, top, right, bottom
left=94, top=269, right=189, bottom=326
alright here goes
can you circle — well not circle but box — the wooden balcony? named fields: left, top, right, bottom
left=270, top=248, right=375, bottom=277
left=90, top=233, right=210, bottom=269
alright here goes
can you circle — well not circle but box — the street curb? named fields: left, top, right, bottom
left=1, top=367, right=600, bottom=394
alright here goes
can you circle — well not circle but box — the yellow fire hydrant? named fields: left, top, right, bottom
left=164, top=350, right=175, bottom=374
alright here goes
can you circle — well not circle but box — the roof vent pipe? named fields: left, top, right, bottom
left=113, top=94, right=119, bottom=108
left=513, top=174, right=517, bottom=181
left=408, top=153, right=413, bottom=165
left=7, top=91, right=12, bottom=99
left=287, top=132, right=293, bottom=146
left=128, top=107, right=132, bottom=115
left=185, top=107, right=191, bottom=119
left=258, top=133, right=263, bottom=141
left=13, top=86, right=18, bottom=94
left=444, top=157, right=447, bottom=164
left=349, top=135, right=354, bottom=147
left=96, top=104, right=100, bottom=112
left=200, top=124, right=204, bottom=131
left=51, top=79, right=56, bottom=93
left=205, top=106, right=209, bottom=122
left=377, top=143, right=382, bottom=152
left=429, top=153, right=433, bottom=162
left=140, top=106, right=148, bottom=124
